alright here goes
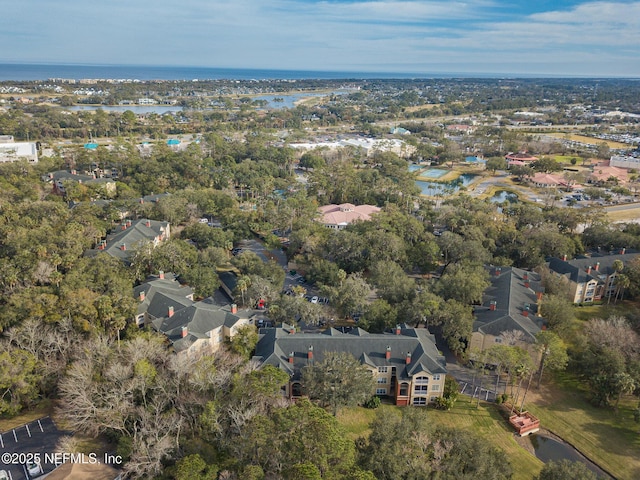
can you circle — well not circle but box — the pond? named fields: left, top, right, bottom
left=416, top=173, right=476, bottom=196
left=490, top=190, right=520, bottom=203
left=530, top=435, right=610, bottom=478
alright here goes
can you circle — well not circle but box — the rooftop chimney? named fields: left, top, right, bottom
left=395, top=324, right=401, bottom=335
left=307, top=345, right=313, bottom=360
left=595, top=262, right=600, bottom=271
left=139, top=291, right=145, bottom=302
left=168, top=306, right=174, bottom=317
left=145, top=219, right=151, bottom=228
left=562, top=254, right=567, bottom=261
left=489, top=300, right=497, bottom=311
left=159, top=271, right=165, bottom=280
left=524, top=280, right=530, bottom=288
left=586, top=266, right=592, bottom=275
left=620, top=248, right=626, bottom=255
left=406, top=352, right=412, bottom=364
left=523, top=272, right=528, bottom=281
left=231, top=303, right=238, bottom=314
left=181, top=326, right=187, bottom=338
left=120, top=243, right=126, bottom=251
left=385, top=346, right=391, bottom=360
left=522, top=310, right=529, bottom=317
left=495, top=267, right=502, bottom=276
left=288, top=352, right=294, bottom=364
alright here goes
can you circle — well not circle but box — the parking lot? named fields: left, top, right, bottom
left=0, top=417, right=70, bottom=479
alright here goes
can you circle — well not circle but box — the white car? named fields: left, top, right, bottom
left=26, top=460, right=43, bottom=478
left=311, top=296, right=319, bottom=304
left=0, top=469, right=9, bottom=480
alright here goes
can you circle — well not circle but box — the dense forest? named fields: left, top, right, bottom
left=1, top=78, right=639, bottom=479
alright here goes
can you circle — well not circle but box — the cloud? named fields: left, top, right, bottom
left=1, top=1, right=639, bottom=75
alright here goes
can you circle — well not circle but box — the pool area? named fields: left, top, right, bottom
left=419, top=168, right=449, bottom=179
left=465, top=156, right=485, bottom=163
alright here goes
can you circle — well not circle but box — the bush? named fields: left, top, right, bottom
left=363, top=396, right=381, bottom=409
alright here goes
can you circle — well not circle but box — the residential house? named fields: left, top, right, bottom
left=253, top=324, right=447, bottom=406
left=470, top=266, right=546, bottom=357
left=85, top=218, right=170, bottom=264
left=547, top=251, right=638, bottom=304
left=133, top=271, right=194, bottom=327
left=317, top=203, right=381, bottom=230
left=151, top=300, right=252, bottom=358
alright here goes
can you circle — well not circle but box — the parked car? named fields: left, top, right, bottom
left=0, top=469, right=9, bottom=480
left=311, top=296, right=319, bottom=304
left=26, top=459, right=43, bottom=478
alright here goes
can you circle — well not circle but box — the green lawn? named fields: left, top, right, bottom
left=525, top=373, right=640, bottom=480
left=338, top=401, right=543, bottom=480
left=0, top=400, right=53, bottom=432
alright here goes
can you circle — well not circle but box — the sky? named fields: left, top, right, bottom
left=1, top=0, right=639, bottom=77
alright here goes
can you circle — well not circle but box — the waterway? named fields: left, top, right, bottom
left=490, top=190, right=519, bottom=203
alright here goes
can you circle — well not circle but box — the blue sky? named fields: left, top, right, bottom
left=1, top=0, right=639, bottom=76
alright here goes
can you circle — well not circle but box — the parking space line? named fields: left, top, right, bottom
left=38, top=419, right=44, bottom=432
left=0, top=433, right=3, bottom=448
left=25, top=424, right=31, bottom=437
left=12, top=429, right=17, bottom=442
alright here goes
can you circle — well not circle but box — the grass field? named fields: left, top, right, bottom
left=338, top=401, right=544, bottom=480
left=526, top=373, right=640, bottom=480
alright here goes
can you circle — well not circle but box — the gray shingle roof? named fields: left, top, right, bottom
left=473, top=266, right=546, bottom=342
left=548, top=252, right=639, bottom=284
left=253, top=325, right=446, bottom=381
left=86, top=218, right=169, bottom=263
left=152, top=302, right=246, bottom=352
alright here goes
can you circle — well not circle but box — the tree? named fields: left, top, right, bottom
left=435, top=299, right=474, bottom=356
left=535, top=331, right=568, bottom=387
left=535, top=460, right=598, bottom=480
left=540, top=294, right=574, bottom=336
left=435, top=264, right=490, bottom=305
left=0, top=347, right=40, bottom=416
left=302, top=351, right=376, bottom=416
left=486, top=156, right=508, bottom=173
left=226, top=325, right=259, bottom=360
left=358, top=408, right=513, bottom=480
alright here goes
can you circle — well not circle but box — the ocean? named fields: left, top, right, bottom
left=0, top=63, right=444, bottom=82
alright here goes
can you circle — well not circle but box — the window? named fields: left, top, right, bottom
left=430, top=396, right=438, bottom=402
left=376, top=388, right=387, bottom=395
left=432, top=384, right=440, bottom=392
left=413, top=397, right=427, bottom=406
left=399, top=383, right=409, bottom=396
left=377, top=377, right=388, bottom=384
left=433, top=374, right=441, bottom=381
left=378, top=366, right=388, bottom=373
left=494, top=337, right=502, bottom=343
left=414, top=376, right=429, bottom=384
left=414, top=385, right=428, bottom=393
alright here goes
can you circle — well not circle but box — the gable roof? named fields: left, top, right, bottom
left=86, top=218, right=169, bottom=263
left=134, top=272, right=194, bottom=317
left=548, top=252, right=639, bottom=284
left=151, top=301, right=247, bottom=353
left=473, top=266, right=546, bottom=342
left=252, top=325, right=446, bottom=381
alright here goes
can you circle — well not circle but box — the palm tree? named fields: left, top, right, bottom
left=235, top=275, right=251, bottom=307
left=609, top=260, right=624, bottom=304
left=614, top=274, right=630, bottom=303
